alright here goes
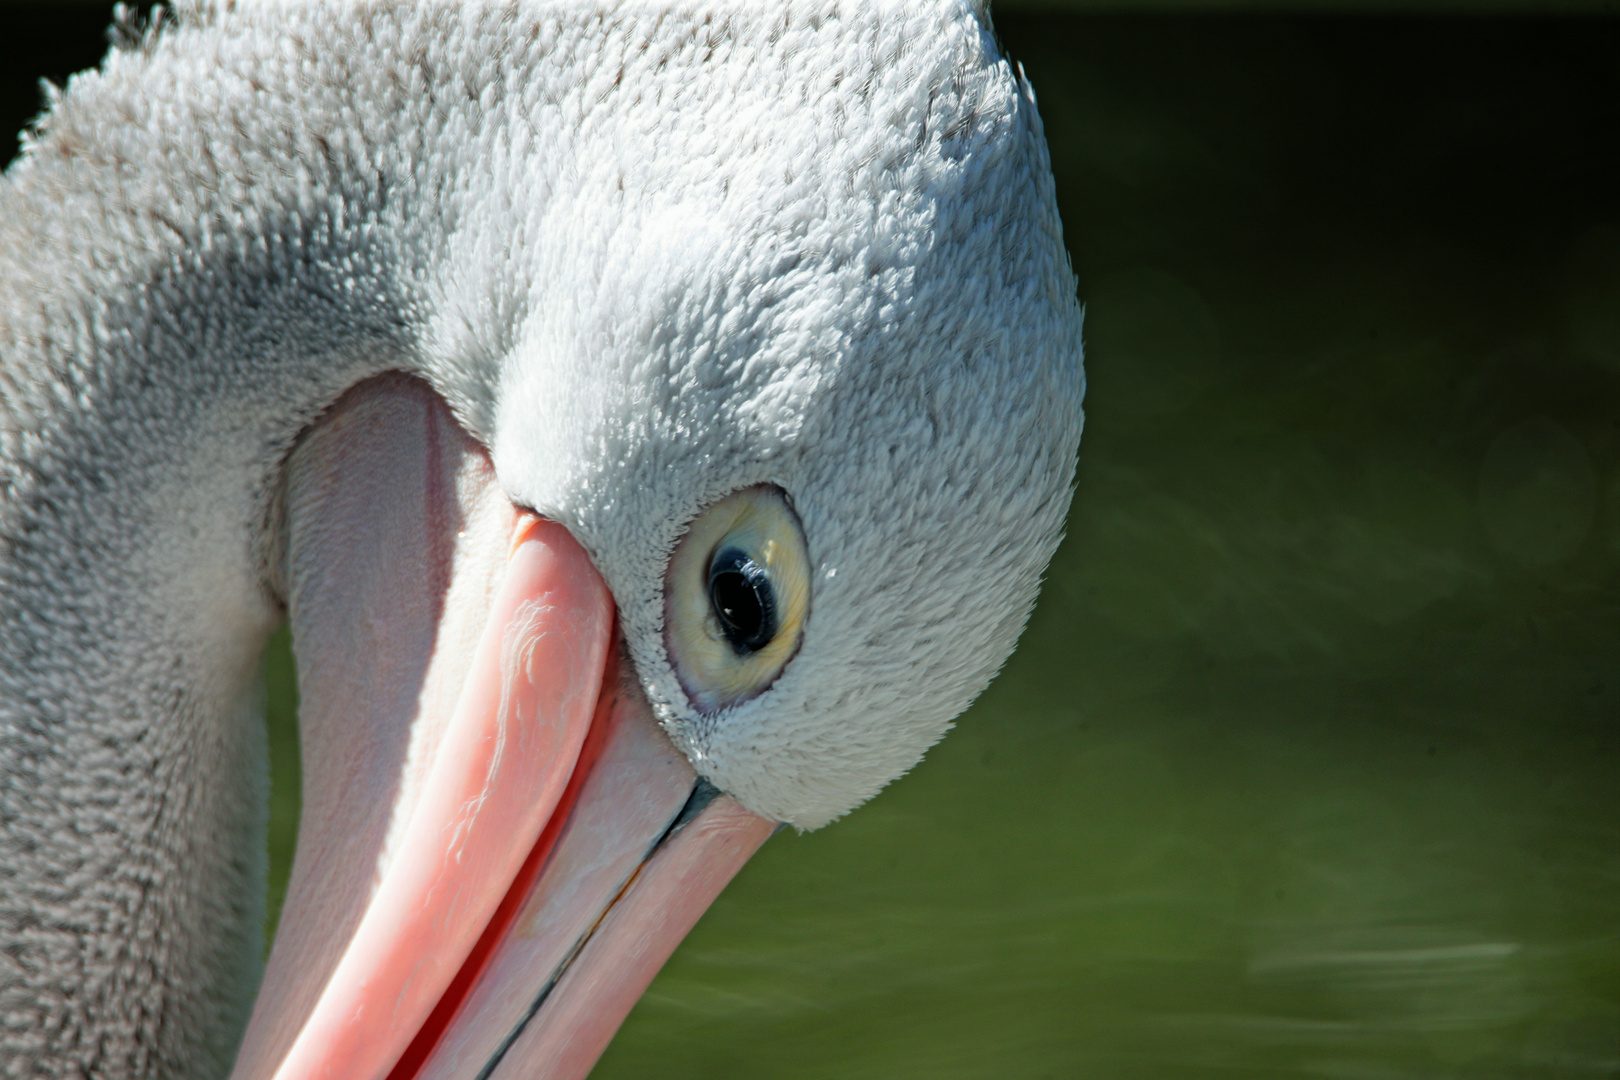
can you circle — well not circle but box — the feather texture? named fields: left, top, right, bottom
left=0, top=2, right=1082, bottom=1073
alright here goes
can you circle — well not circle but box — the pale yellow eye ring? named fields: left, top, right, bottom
left=664, top=485, right=810, bottom=714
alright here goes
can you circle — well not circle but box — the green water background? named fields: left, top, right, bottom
left=7, top=8, right=1616, bottom=1078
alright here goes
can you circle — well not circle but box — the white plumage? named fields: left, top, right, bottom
left=0, top=2, right=1082, bottom=1075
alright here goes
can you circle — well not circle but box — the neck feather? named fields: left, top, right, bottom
left=0, top=9, right=465, bottom=1071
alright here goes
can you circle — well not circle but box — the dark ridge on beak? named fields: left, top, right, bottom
left=474, top=776, right=725, bottom=1080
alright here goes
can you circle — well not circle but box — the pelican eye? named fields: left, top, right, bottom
left=665, top=485, right=809, bottom=714
left=708, top=547, right=778, bottom=653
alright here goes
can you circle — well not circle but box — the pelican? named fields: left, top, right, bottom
left=0, top=1, right=1083, bottom=1077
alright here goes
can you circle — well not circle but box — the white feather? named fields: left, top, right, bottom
left=0, top=1, right=1082, bottom=1072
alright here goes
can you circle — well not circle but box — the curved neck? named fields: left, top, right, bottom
left=0, top=2, right=876, bottom=1069
left=0, top=11, right=473, bottom=1074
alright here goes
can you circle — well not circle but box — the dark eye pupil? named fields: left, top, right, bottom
left=708, top=546, right=778, bottom=654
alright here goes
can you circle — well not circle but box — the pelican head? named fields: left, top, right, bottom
left=0, top=1, right=1082, bottom=1077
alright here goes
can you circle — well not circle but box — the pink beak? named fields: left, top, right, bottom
left=227, top=376, right=776, bottom=1080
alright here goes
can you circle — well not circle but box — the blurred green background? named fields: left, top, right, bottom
left=7, top=5, right=1617, bottom=1079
